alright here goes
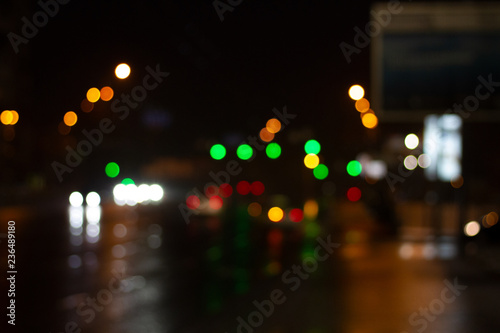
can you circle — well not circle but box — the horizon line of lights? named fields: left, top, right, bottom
left=210, top=117, right=284, bottom=161
left=113, top=183, right=164, bottom=206
left=69, top=191, right=101, bottom=207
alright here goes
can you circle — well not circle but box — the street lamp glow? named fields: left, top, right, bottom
left=464, top=221, right=480, bottom=237
left=0, top=110, right=13, bottom=125
left=348, top=85, right=365, bottom=100
left=86, top=87, right=100, bottom=103
left=361, top=113, right=378, bottom=128
left=115, top=63, right=131, bottom=79
left=355, top=98, right=370, bottom=112
left=64, top=111, right=78, bottom=127
left=100, top=86, right=114, bottom=101
left=268, top=207, right=284, bottom=222
left=266, top=118, right=281, bottom=134
left=405, top=134, right=419, bottom=150
left=9, top=111, right=19, bottom=125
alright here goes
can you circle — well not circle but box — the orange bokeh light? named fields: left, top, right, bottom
left=1, top=110, right=13, bottom=125
left=266, top=118, right=281, bottom=134
left=64, top=111, right=78, bottom=127
left=100, top=86, right=114, bottom=101
left=9, top=111, right=19, bottom=125
left=355, top=98, right=370, bottom=112
left=259, top=128, right=275, bottom=142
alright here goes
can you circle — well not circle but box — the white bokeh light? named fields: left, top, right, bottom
left=137, top=184, right=150, bottom=203
left=150, top=184, right=164, bottom=202
left=405, top=133, right=419, bottom=150
left=418, top=154, right=431, bottom=168
left=365, top=160, right=387, bottom=180
left=113, top=184, right=127, bottom=200
left=69, top=192, right=84, bottom=207
left=113, top=183, right=165, bottom=206
left=464, top=221, right=480, bottom=237
left=399, top=243, right=413, bottom=260
left=86, top=192, right=101, bottom=207
left=404, top=155, right=418, bottom=170
left=348, top=85, right=365, bottom=100
left=115, top=63, right=131, bottom=79
left=125, top=184, right=138, bottom=206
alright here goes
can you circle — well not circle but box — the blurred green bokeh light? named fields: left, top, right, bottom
left=346, top=160, right=362, bottom=177
left=210, top=144, right=226, bottom=160
left=237, top=144, right=253, bottom=160
left=266, top=142, right=281, bottom=159
left=105, top=162, right=120, bottom=178
left=305, top=139, right=321, bottom=155
left=313, top=164, right=329, bottom=179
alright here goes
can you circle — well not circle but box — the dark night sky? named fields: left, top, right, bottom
left=0, top=0, right=374, bottom=179
left=2, top=0, right=498, bottom=197
left=21, top=0, right=372, bottom=132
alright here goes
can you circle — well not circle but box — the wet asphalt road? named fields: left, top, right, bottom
left=2, top=200, right=500, bottom=333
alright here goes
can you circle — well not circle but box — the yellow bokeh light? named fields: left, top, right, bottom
left=100, top=86, right=114, bottom=101
left=348, top=85, right=365, bottom=100
left=1, top=110, right=13, bottom=125
left=268, top=207, right=284, bottom=222
left=361, top=113, right=378, bottom=128
left=259, top=128, right=275, bottom=142
left=304, top=154, right=320, bottom=169
left=304, top=199, right=319, bottom=219
left=266, top=118, right=281, bottom=134
left=355, top=98, right=370, bottom=112
left=64, top=111, right=78, bottom=127
left=10, top=111, right=19, bottom=125
left=115, top=63, right=131, bottom=79
left=360, top=109, right=375, bottom=119
left=87, top=87, right=100, bottom=103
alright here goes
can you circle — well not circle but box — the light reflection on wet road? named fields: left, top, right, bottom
left=6, top=202, right=500, bottom=332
